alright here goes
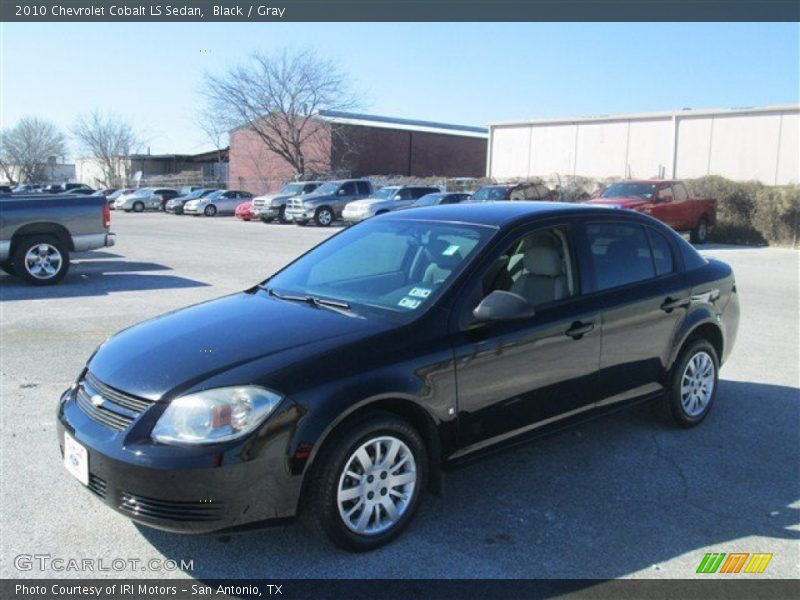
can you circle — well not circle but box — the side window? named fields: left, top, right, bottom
left=397, top=188, right=414, bottom=200
left=586, top=223, right=656, bottom=290
left=647, top=228, right=675, bottom=276
left=673, top=183, right=688, bottom=201
left=656, top=185, right=673, bottom=202
left=481, top=227, right=575, bottom=308
left=509, top=185, right=527, bottom=200
left=340, top=182, right=357, bottom=196
left=356, top=181, right=371, bottom=195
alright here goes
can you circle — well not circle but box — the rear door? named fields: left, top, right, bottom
left=583, top=220, right=689, bottom=405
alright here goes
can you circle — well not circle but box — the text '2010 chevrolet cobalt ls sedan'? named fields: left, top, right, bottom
left=57, top=202, right=739, bottom=551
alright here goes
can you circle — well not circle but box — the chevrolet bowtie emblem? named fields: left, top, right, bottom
left=90, top=394, right=104, bottom=407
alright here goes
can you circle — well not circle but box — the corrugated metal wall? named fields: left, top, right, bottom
left=488, top=105, right=799, bottom=185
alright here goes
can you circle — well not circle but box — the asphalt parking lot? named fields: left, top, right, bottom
left=1, top=211, right=798, bottom=580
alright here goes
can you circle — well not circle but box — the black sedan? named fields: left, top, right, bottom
left=57, top=202, right=739, bottom=551
left=407, top=191, right=471, bottom=208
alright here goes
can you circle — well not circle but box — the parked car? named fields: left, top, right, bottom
left=92, top=188, right=118, bottom=198
left=582, top=180, right=717, bottom=244
left=64, top=188, right=96, bottom=196
left=286, top=179, right=373, bottom=226
left=470, top=183, right=553, bottom=202
left=114, top=188, right=178, bottom=212
left=165, top=188, right=220, bottom=215
left=252, top=182, right=322, bottom=223
left=183, top=190, right=253, bottom=216
left=57, top=202, right=738, bottom=551
left=42, top=184, right=66, bottom=194
left=235, top=200, right=255, bottom=221
left=0, top=185, right=12, bottom=194
left=405, top=191, right=471, bottom=209
left=342, top=185, right=441, bottom=224
left=12, top=184, right=43, bottom=194
left=1, top=193, right=114, bottom=285
left=106, top=189, right=134, bottom=208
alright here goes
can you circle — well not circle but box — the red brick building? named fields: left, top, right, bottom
left=228, top=110, right=487, bottom=195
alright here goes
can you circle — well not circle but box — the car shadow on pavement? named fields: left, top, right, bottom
left=0, top=253, right=209, bottom=300
left=133, top=378, right=800, bottom=582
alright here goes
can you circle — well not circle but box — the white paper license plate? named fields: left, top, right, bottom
left=64, top=432, right=89, bottom=486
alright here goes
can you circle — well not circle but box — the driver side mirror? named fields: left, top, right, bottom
left=337, top=189, right=347, bottom=196
left=472, top=290, right=535, bottom=322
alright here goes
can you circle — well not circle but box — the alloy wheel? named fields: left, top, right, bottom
left=24, top=243, right=63, bottom=280
left=337, top=436, right=417, bottom=535
left=680, top=351, right=715, bottom=417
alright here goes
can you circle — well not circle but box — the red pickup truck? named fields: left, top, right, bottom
left=583, top=180, right=716, bottom=244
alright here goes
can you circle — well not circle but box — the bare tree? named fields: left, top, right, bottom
left=72, top=110, right=141, bottom=187
left=202, top=48, right=360, bottom=176
left=195, top=106, right=229, bottom=183
left=0, top=117, right=67, bottom=183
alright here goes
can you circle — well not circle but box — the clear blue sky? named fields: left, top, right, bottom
left=2, top=22, right=798, bottom=155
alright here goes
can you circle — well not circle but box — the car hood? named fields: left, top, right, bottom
left=254, top=193, right=291, bottom=204
left=583, top=197, right=648, bottom=209
left=87, top=291, right=386, bottom=401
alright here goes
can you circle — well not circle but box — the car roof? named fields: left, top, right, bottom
left=382, top=201, right=630, bottom=228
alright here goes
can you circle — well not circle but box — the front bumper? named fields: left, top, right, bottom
left=342, top=209, right=370, bottom=223
left=285, top=207, right=313, bottom=221
left=183, top=205, right=204, bottom=215
left=253, top=206, right=280, bottom=218
left=56, top=386, right=302, bottom=533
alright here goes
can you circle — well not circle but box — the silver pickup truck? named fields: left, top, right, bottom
left=0, top=194, right=115, bottom=285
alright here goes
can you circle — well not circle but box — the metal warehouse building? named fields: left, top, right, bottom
left=229, top=110, right=488, bottom=195
left=488, top=104, right=799, bottom=185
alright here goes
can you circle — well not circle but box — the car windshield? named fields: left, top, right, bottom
left=372, top=187, right=400, bottom=200
left=279, top=183, right=305, bottom=195
left=205, top=190, right=225, bottom=200
left=412, top=193, right=444, bottom=207
left=314, top=182, right=341, bottom=195
left=601, top=183, right=659, bottom=199
left=267, top=219, right=495, bottom=315
left=184, top=189, right=206, bottom=199
left=132, top=188, right=151, bottom=196
left=471, top=186, right=510, bottom=202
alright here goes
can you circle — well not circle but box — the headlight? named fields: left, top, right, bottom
left=151, top=386, right=282, bottom=444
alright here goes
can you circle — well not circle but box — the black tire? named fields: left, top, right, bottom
left=314, top=206, right=335, bottom=227
left=690, top=216, right=709, bottom=244
left=0, top=262, right=16, bottom=276
left=295, top=219, right=308, bottom=226
left=12, top=235, right=70, bottom=286
left=261, top=216, right=274, bottom=224
left=204, top=204, right=217, bottom=217
left=301, top=413, right=428, bottom=552
left=132, top=201, right=145, bottom=213
left=661, top=338, right=719, bottom=428
left=278, top=205, right=288, bottom=224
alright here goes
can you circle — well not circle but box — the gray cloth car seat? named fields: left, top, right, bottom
left=510, top=244, right=566, bottom=306
left=423, top=239, right=463, bottom=285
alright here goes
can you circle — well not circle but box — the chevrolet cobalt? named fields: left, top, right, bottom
left=57, top=202, right=739, bottom=551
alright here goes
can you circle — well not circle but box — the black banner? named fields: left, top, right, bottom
left=1, top=0, right=799, bottom=23
left=3, top=579, right=800, bottom=600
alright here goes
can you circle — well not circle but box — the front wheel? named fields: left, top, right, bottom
left=302, top=414, right=428, bottom=552
left=12, top=235, right=70, bottom=286
left=204, top=204, right=217, bottom=217
left=315, top=206, right=334, bottom=227
left=132, top=201, right=145, bottom=213
left=662, top=338, right=719, bottom=427
left=690, top=216, right=709, bottom=244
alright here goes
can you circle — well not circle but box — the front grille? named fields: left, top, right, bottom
left=119, top=492, right=224, bottom=522
left=252, top=198, right=266, bottom=208
left=88, top=474, right=107, bottom=499
left=288, top=198, right=303, bottom=209
left=75, top=373, right=155, bottom=432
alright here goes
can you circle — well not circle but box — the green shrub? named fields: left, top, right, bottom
left=752, top=186, right=800, bottom=246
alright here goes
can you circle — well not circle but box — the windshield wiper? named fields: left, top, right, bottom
left=261, top=286, right=354, bottom=313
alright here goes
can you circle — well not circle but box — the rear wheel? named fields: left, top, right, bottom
left=302, top=414, right=428, bottom=552
left=12, top=235, right=70, bottom=286
left=204, top=204, right=217, bottom=217
left=662, top=338, right=719, bottom=427
left=315, top=206, right=334, bottom=227
left=690, top=216, right=709, bottom=244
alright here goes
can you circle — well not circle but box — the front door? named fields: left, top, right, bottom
left=451, top=223, right=603, bottom=452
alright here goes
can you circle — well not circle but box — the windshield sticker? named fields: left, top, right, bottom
left=409, top=287, right=432, bottom=299
left=443, top=244, right=460, bottom=256
left=398, top=297, right=422, bottom=309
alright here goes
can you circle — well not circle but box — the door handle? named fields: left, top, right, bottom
left=661, top=297, right=691, bottom=313
left=565, top=321, right=594, bottom=339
